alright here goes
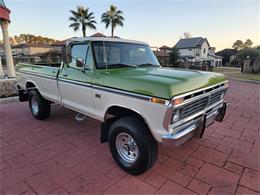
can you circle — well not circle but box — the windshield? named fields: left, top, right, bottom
left=92, top=41, right=160, bottom=69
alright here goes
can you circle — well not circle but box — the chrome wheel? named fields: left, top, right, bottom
left=116, top=132, right=139, bottom=163
left=31, top=96, right=39, bottom=115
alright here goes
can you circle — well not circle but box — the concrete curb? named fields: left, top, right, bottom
left=0, top=96, right=19, bottom=104
left=230, top=78, right=260, bottom=84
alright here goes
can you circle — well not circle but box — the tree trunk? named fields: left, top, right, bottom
left=82, top=23, right=86, bottom=37
left=111, top=25, right=114, bottom=37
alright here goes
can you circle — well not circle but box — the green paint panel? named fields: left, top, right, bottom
left=16, top=63, right=59, bottom=77
left=16, top=63, right=227, bottom=100
left=93, top=67, right=227, bottom=99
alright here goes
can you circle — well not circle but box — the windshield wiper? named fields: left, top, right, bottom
left=108, top=63, right=138, bottom=68
left=137, top=63, right=160, bottom=67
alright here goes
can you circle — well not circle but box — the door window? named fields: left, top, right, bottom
left=85, top=46, right=94, bottom=69
left=69, top=44, right=88, bottom=69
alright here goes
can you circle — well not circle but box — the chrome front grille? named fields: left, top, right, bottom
left=179, top=90, right=224, bottom=120
left=180, top=96, right=208, bottom=119
left=208, top=90, right=223, bottom=106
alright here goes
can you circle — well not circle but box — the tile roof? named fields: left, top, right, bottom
left=159, top=45, right=170, bottom=50
left=12, top=43, right=53, bottom=49
left=90, top=32, right=106, bottom=37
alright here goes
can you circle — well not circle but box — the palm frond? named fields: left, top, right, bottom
left=69, top=6, right=97, bottom=35
left=101, top=5, right=124, bottom=35
left=85, top=22, right=97, bottom=30
left=69, top=16, right=78, bottom=22
left=69, top=23, right=80, bottom=31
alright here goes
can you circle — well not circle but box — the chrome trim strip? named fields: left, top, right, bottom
left=58, top=78, right=92, bottom=87
left=92, top=85, right=152, bottom=101
left=169, top=100, right=223, bottom=133
left=174, top=86, right=227, bottom=109
left=163, top=83, right=228, bottom=131
left=163, top=123, right=198, bottom=140
left=172, top=81, right=227, bottom=100
left=19, top=71, right=168, bottom=104
left=17, top=70, right=57, bottom=80
left=18, top=63, right=61, bottom=69
left=58, top=78, right=170, bottom=104
left=58, top=78, right=152, bottom=102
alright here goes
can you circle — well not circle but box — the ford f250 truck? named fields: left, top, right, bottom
left=16, top=37, right=228, bottom=175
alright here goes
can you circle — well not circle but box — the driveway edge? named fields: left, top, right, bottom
left=229, top=78, right=260, bottom=84
left=0, top=96, right=19, bottom=104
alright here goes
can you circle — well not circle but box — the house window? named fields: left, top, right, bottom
left=196, top=49, right=200, bottom=56
left=189, top=49, right=192, bottom=51
left=203, top=48, right=206, bottom=53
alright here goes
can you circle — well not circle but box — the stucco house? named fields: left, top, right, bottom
left=175, top=37, right=222, bottom=66
left=0, top=43, right=61, bottom=65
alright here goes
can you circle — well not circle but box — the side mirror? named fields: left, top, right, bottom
left=76, top=57, right=84, bottom=68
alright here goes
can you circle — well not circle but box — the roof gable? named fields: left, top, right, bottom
left=175, top=37, right=210, bottom=49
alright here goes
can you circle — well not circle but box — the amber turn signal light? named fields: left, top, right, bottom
left=173, top=97, right=184, bottom=105
left=150, top=97, right=166, bottom=105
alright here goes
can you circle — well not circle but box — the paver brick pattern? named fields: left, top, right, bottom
left=0, top=80, right=259, bottom=194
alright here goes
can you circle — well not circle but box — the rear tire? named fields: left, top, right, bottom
left=28, top=90, right=50, bottom=120
left=108, top=116, right=158, bottom=175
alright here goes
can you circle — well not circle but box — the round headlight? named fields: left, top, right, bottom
left=172, top=110, right=181, bottom=123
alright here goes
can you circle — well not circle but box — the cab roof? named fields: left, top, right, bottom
left=67, top=37, right=148, bottom=46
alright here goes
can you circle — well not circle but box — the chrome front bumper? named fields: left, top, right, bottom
left=162, top=101, right=227, bottom=147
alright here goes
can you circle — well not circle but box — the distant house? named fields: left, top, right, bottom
left=175, top=37, right=222, bottom=67
left=0, top=43, right=55, bottom=65
left=11, top=43, right=53, bottom=56
left=159, top=45, right=170, bottom=52
left=216, top=48, right=238, bottom=65
left=153, top=49, right=170, bottom=66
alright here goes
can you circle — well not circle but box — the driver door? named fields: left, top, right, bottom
left=58, top=42, right=95, bottom=116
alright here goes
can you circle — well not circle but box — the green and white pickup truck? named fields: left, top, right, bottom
left=16, top=37, right=228, bottom=174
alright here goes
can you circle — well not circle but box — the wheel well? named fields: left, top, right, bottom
left=101, top=106, right=149, bottom=143
left=26, top=82, right=37, bottom=91
left=105, top=106, right=145, bottom=122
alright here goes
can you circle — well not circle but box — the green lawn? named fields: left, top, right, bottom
left=213, top=67, right=260, bottom=81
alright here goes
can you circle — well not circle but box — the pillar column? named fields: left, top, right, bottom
left=1, top=20, right=15, bottom=77
left=0, top=54, right=3, bottom=77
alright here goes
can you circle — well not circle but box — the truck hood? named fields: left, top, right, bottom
left=95, top=67, right=227, bottom=100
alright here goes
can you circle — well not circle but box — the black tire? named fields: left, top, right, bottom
left=28, top=90, right=50, bottom=120
left=108, top=116, right=158, bottom=175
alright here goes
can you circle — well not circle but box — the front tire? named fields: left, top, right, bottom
left=28, top=90, right=50, bottom=120
left=108, top=117, right=158, bottom=175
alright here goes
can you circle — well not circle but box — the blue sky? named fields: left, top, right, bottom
left=4, top=0, right=260, bottom=51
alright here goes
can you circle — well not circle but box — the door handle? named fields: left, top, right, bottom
left=63, top=73, right=68, bottom=77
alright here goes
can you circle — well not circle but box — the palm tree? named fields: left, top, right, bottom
left=69, top=6, right=96, bottom=37
left=101, top=5, right=124, bottom=37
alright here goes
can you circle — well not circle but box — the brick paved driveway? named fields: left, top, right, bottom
left=0, top=80, right=259, bottom=194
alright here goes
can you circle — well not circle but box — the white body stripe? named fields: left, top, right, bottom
left=16, top=71, right=169, bottom=141
left=16, top=71, right=60, bottom=102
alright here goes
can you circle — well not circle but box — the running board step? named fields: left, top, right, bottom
left=75, top=113, right=87, bottom=122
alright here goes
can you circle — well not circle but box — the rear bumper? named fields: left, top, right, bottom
left=162, top=101, right=227, bottom=147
